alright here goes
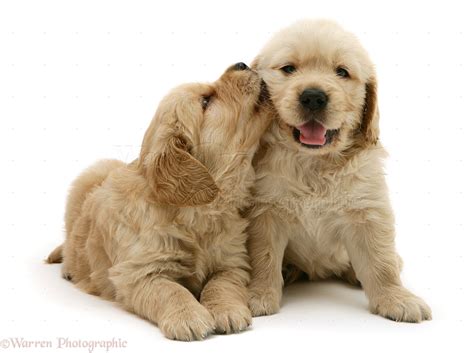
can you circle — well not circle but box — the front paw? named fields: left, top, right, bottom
left=159, top=303, right=216, bottom=341
left=208, top=304, right=252, bottom=334
left=370, top=287, right=432, bottom=323
left=248, top=287, right=281, bottom=317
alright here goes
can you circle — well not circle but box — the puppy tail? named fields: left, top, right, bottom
left=45, top=244, right=63, bottom=264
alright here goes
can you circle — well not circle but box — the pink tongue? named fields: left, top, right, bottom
left=296, top=121, right=327, bottom=145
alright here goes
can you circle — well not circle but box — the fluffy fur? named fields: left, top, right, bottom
left=47, top=64, right=273, bottom=340
left=247, top=20, right=432, bottom=323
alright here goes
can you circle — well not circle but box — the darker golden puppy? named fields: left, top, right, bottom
left=47, top=63, right=273, bottom=340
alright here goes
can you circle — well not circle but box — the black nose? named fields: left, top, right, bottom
left=234, top=62, right=249, bottom=71
left=299, top=88, right=328, bottom=111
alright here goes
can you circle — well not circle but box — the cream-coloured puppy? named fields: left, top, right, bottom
left=47, top=63, right=273, bottom=340
left=247, top=20, right=432, bottom=322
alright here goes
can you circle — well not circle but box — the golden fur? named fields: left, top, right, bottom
left=47, top=64, right=273, bottom=340
left=247, top=20, right=432, bottom=323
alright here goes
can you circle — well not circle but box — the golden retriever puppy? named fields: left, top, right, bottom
left=247, top=20, right=432, bottom=323
left=47, top=62, right=273, bottom=340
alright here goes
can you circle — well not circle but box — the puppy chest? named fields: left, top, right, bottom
left=177, top=216, right=248, bottom=281
left=285, top=224, right=350, bottom=279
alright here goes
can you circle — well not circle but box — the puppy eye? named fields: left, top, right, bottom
left=280, top=65, right=296, bottom=74
left=202, top=96, right=212, bottom=110
left=336, top=67, right=350, bottom=78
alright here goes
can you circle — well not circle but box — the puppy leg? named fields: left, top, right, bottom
left=200, top=268, right=251, bottom=334
left=85, top=233, right=115, bottom=300
left=115, top=275, right=215, bottom=341
left=247, top=209, right=288, bottom=316
left=343, top=212, right=431, bottom=322
left=62, top=216, right=92, bottom=283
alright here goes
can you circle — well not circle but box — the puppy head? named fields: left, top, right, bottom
left=139, top=63, right=270, bottom=206
left=253, top=19, right=378, bottom=155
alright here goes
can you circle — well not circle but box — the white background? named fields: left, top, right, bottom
left=1, top=0, right=473, bottom=352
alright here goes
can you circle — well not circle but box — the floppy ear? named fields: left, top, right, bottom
left=360, top=77, right=380, bottom=146
left=140, top=130, right=218, bottom=207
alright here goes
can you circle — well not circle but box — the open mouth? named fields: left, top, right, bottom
left=291, top=120, right=339, bottom=149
